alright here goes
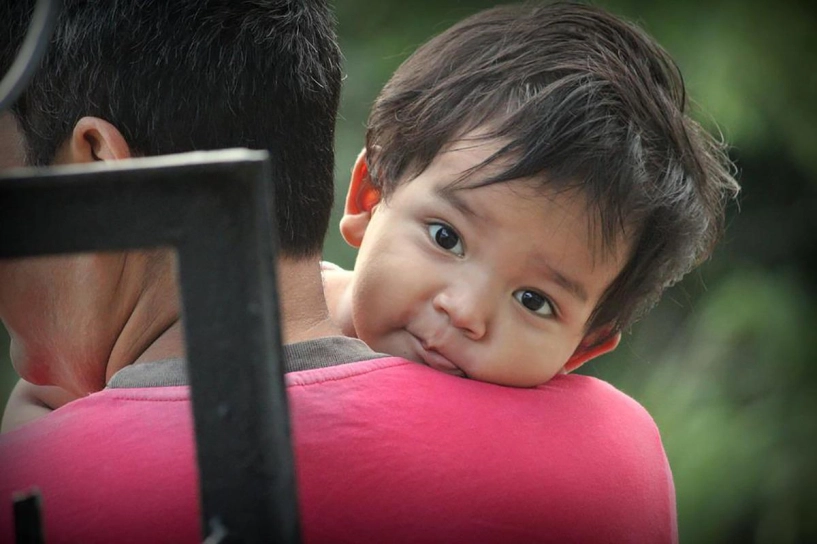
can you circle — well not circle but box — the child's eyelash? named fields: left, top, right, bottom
left=427, top=221, right=465, bottom=256
left=513, top=289, right=558, bottom=318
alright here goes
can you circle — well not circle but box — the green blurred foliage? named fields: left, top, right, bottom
left=2, top=0, right=816, bottom=541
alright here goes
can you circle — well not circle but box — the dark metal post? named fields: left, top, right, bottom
left=13, top=490, right=45, bottom=544
left=0, top=150, right=300, bottom=543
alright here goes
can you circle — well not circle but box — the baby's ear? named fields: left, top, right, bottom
left=340, top=149, right=382, bottom=248
left=562, top=326, right=621, bottom=373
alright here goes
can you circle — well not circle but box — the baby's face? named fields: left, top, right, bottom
left=346, top=141, right=628, bottom=387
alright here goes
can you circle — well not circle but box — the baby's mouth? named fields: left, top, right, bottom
left=408, top=333, right=466, bottom=377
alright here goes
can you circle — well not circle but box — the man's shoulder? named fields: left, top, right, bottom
left=287, top=355, right=661, bottom=437
left=0, top=386, right=199, bottom=542
left=290, top=358, right=677, bottom=543
left=290, top=355, right=646, bottom=406
left=0, top=386, right=191, bottom=449
left=285, top=353, right=414, bottom=386
left=541, top=372, right=661, bottom=426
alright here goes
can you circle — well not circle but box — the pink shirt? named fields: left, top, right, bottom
left=0, top=353, right=677, bottom=543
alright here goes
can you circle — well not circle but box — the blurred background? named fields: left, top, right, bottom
left=2, top=0, right=816, bottom=541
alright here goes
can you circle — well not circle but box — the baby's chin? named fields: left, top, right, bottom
left=363, top=331, right=559, bottom=388
left=363, top=334, right=419, bottom=364
left=362, top=331, right=434, bottom=368
left=450, top=364, right=560, bottom=389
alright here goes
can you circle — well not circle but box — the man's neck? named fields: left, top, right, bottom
left=276, top=256, right=342, bottom=343
left=103, top=250, right=183, bottom=384
left=105, top=255, right=340, bottom=383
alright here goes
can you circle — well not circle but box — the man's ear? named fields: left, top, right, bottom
left=562, top=326, right=621, bottom=373
left=339, top=148, right=382, bottom=248
left=56, top=116, right=131, bottom=164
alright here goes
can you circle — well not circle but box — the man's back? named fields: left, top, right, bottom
left=0, top=371, right=202, bottom=544
left=0, top=342, right=676, bottom=543
left=291, top=356, right=676, bottom=543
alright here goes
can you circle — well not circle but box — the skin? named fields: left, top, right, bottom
left=334, top=141, right=627, bottom=388
left=0, top=116, right=181, bottom=395
left=0, top=114, right=339, bottom=431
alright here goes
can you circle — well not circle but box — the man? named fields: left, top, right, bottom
left=0, top=1, right=677, bottom=542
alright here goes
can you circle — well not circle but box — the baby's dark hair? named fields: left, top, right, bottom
left=365, top=1, right=739, bottom=336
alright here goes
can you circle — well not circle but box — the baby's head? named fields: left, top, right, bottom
left=340, top=2, right=739, bottom=387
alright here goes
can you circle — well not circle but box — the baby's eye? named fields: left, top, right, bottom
left=428, top=223, right=464, bottom=256
left=513, top=289, right=554, bottom=317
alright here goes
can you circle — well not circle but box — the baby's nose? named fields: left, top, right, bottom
left=432, top=278, right=493, bottom=340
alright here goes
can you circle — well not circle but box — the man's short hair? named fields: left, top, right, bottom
left=0, top=0, right=342, bottom=257
left=365, top=1, right=739, bottom=335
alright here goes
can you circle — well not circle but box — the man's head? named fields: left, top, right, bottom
left=1, top=0, right=342, bottom=258
left=0, top=0, right=342, bottom=391
left=363, top=1, right=739, bottom=337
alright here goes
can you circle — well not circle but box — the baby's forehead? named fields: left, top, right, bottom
left=417, top=139, right=580, bottom=210
left=393, top=133, right=637, bottom=258
left=444, top=175, right=631, bottom=266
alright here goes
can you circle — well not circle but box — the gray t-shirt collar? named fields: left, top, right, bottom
left=106, top=336, right=385, bottom=389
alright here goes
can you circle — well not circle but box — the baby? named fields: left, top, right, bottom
left=2, top=1, right=738, bottom=429
left=320, top=1, right=738, bottom=387
left=321, top=141, right=626, bottom=388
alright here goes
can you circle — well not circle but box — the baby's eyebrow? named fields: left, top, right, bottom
left=551, top=265, right=589, bottom=304
left=532, top=256, right=589, bottom=304
left=435, top=184, right=485, bottom=222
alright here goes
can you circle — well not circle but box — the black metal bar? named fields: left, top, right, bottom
left=12, top=489, right=45, bottom=544
left=0, top=150, right=300, bottom=543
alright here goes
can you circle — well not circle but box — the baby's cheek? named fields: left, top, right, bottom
left=350, top=285, right=387, bottom=341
